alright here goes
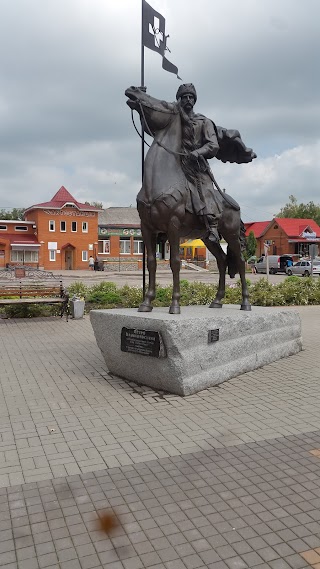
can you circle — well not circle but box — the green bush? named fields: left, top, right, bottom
left=5, top=276, right=320, bottom=317
left=86, top=281, right=122, bottom=306
left=180, top=281, right=216, bottom=305
left=2, top=304, right=61, bottom=318
left=67, top=281, right=89, bottom=299
left=118, top=285, right=143, bottom=308
left=154, top=285, right=173, bottom=306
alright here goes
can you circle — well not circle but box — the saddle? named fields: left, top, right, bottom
left=218, top=189, right=240, bottom=211
left=137, top=185, right=240, bottom=215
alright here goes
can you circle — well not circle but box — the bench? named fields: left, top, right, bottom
left=0, top=268, right=69, bottom=320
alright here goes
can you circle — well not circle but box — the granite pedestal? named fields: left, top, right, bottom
left=90, top=305, right=302, bottom=396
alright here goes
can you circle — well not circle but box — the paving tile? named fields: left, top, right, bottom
left=300, top=549, right=320, bottom=564
left=1, top=308, right=320, bottom=569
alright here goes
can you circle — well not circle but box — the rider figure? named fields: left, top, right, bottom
left=176, top=83, right=221, bottom=243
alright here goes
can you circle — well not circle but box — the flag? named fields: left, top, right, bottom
left=142, top=0, right=181, bottom=79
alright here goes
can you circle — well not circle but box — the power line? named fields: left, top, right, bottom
left=240, top=202, right=278, bottom=219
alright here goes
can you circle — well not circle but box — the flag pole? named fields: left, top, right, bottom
left=141, top=0, right=146, bottom=299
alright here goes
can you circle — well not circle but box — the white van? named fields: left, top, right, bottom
left=255, top=254, right=294, bottom=274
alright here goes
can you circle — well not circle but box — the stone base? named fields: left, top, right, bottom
left=90, top=305, right=302, bottom=396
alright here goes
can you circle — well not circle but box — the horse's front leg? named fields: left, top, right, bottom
left=203, top=240, right=227, bottom=308
left=168, top=227, right=181, bottom=314
left=138, top=225, right=157, bottom=312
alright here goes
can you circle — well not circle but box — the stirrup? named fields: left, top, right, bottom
left=207, top=227, right=220, bottom=243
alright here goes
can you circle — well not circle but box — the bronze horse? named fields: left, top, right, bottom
left=125, top=86, right=253, bottom=314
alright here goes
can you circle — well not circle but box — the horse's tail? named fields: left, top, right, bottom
left=239, top=219, right=246, bottom=252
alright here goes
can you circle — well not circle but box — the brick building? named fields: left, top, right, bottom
left=245, top=218, right=320, bottom=257
left=0, top=220, right=39, bottom=269
left=98, top=207, right=169, bottom=270
left=0, top=186, right=100, bottom=270
left=24, top=187, right=100, bottom=270
left=98, top=207, right=142, bottom=259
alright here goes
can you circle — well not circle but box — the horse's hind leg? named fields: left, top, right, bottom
left=228, top=239, right=251, bottom=311
left=138, top=225, right=157, bottom=312
left=203, top=240, right=227, bottom=308
left=168, top=227, right=181, bottom=314
left=239, top=252, right=251, bottom=311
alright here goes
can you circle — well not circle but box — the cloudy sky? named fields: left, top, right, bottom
left=0, top=0, right=319, bottom=221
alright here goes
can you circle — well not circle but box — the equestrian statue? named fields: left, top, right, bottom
left=125, top=83, right=256, bottom=314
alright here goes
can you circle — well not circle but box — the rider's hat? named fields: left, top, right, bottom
left=176, top=83, right=197, bottom=102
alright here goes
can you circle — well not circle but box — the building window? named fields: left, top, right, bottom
left=0, top=224, right=7, bottom=230
left=98, top=240, right=110, bottom=254
left=71, top=221, right=77, bottom=232
left=120, top=238, right=131, bottom=255
left=49, top=220, right=55, bottom=232
left=82, top=222, right=88, bottom=233
left=25, top=251, right=38, bottom=263
left=11, top=250, right=24, bottom=263
left=82, top=251, right=88, bottom=262
left=11, top=250, right=39, bottom=263
left=133, top=239, right=144, bottom=254
left=14, top=226, right=28, bottom=231
left=60, top=221, right=66, bottom=232
left=49, top=250, right=56, bottom=261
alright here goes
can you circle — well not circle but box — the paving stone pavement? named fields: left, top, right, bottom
left=0, top=305, right=320, bottom=568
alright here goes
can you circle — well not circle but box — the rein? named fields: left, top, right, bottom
left=132, top=101, right=187, bottom=157
left=131, top=99, right=224, bottom=193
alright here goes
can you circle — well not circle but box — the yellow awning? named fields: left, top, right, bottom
left=180, top=239, right=205, bottom=248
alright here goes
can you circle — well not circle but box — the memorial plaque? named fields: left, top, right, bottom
left=208, top=329, right=219, bottom=343
left=121, top=327, right=166, bottom=358
left=14, top=267, right=26, bottom=278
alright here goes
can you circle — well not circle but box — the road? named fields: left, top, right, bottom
left=53, top=268, right=288, bottom=288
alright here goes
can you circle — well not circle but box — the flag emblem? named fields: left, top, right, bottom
left=142, top=0, right=181, bottom=79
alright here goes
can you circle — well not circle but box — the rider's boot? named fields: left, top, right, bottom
left=206, top=215, right=220, bottom=243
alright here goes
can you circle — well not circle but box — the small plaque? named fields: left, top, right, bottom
left=121, top=327, right=166, bottom=358
left=208, top=329, right=219, bottom=343
left=14, top=267, right=26, bottom=278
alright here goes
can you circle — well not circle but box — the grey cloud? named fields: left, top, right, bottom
left=0, top=0, right=319, bottom=221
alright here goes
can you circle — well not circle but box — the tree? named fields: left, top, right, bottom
left=85, top=201, right=103, bottom=209
left=245, top=230, right=257, bottom=259
left=277, top=195, right=320, bottom=226
left=0, top=208, right=25, bottom=220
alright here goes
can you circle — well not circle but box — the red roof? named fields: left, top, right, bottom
left=24, top=186, right=99, bottom=213
left=244, top=221, right=270, bottom=238
left=0, top=234, right=40, bottom=245
left=273, top=218, right=320, bottom=237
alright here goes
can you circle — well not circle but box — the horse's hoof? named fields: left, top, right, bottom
left=138, top=304, right=153, bottom=312
left=240, top=304, right=251, bottom=311
left=169, top=305, right=180, bottom=314
left=209, top=301, right=223, bottom=308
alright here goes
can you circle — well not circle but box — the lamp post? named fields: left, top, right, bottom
left=264, top=242, right=271, bottom=281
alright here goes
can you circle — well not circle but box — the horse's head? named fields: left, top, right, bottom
left=125, top=86, right=178, bottom=134
left=125, top=86, right=150, bottom=111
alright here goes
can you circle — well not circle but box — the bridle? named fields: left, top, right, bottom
left=130, top=98, right=224, bottom=193
left=131, top=100, right=187, bottom=157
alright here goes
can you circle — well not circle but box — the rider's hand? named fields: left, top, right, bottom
left=189, top=150, right=199, bottom=160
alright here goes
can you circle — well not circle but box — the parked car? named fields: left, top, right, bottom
left=286, top=260, right=320, bottom=276
left=254, top=254, right=294, bottom=274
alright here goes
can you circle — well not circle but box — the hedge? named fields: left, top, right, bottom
left=1, top=276, right=319, bottom=318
